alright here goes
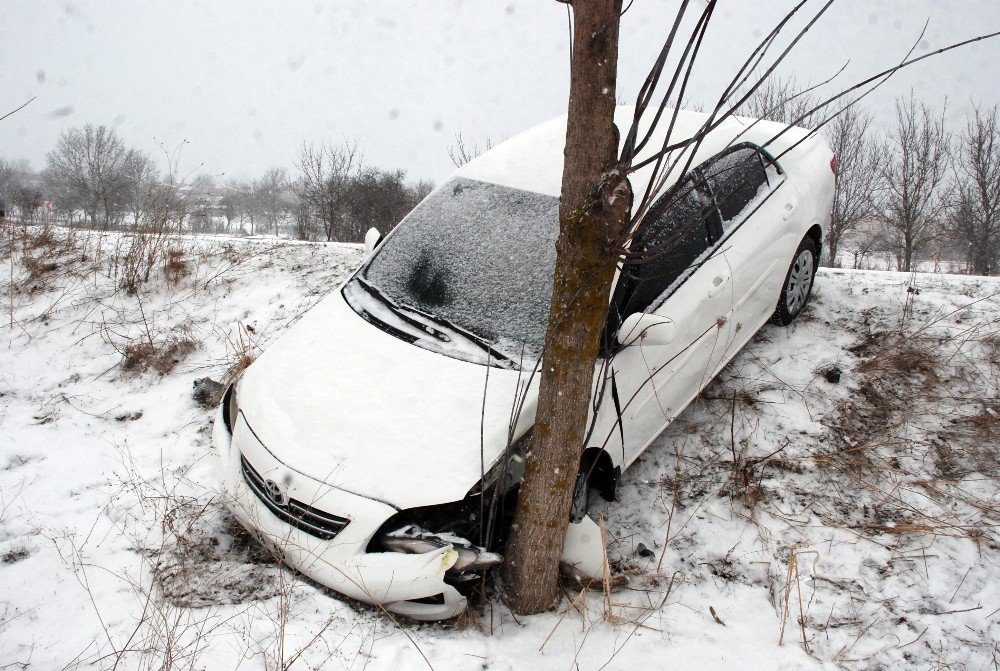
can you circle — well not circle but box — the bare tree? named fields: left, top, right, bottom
left=736, top=75, right=818, bottom=127
left=253, top=167, right=291, bottom=236
left=0, top=159, right=39, bottom=221
left=345, top=169, right=430, bottom=237
left=412, top=179, right=435, bottom=203
left=0, top=158, right=29, bottom=198
left=44, top=124, right=152, bottom=228
left=10, top=182, right=42, bottom=223
left=186, top=174, right=220, bottom=232
left=824, top=103, right=883, bottom=266
left=951, top=104, right=1000, bottom=275
left=501, top=0, right=997, bottom=616
left=126, top=153, right=162, bottom=228
left=447, top=132, right=495, bottom=167
left=222, top=180, right=252, bottom=234
left=294, top=140, right=362, bottom=242
left=291, top=192, right=315, bottom=240
left=879, top=93, right=951, bottom=272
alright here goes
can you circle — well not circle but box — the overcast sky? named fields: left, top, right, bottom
left=3, top=1, right=1000, bottom=185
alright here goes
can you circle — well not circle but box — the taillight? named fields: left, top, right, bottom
left=830, top=155, right=838, bottom=175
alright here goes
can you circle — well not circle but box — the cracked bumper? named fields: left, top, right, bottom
left=212, top=407, right=467, bottom=620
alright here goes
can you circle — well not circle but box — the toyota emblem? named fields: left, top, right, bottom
left=263, top=479, right=287, bottom=506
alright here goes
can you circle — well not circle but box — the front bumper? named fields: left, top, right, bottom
left=212, top=406, right=467, bottom=620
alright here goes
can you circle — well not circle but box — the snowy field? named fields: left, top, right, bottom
left=1, top=226, right=998, bottom=670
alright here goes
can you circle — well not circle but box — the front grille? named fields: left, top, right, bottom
left=241, top=455, right=350, bottom=541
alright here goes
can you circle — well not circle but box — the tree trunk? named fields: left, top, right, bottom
left=503, top=0, right=631, bottom=615
left=827, top=230, right=841, bottom=268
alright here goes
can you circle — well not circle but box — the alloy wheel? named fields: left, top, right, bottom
left=785, top=249, right=814, bottom=316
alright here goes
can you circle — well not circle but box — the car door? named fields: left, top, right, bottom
left=590, top=172, right=734, bottom=467
left=701, top=144, right=802, bottom=353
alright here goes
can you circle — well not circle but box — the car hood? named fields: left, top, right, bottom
left=238, top=290, right=538, bottom=510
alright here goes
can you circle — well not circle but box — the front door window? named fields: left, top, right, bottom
left=609, top=174, right=719, bottom=334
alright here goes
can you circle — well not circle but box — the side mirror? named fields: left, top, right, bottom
left=617, top=312, right=676, bottom=347
left=364, top=227, right=383, bottom=255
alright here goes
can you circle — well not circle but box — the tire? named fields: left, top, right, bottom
left=771, top=236, right=817, bottom=326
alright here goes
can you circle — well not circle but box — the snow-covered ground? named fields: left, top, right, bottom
left=1, top=226, right=998, bottom=670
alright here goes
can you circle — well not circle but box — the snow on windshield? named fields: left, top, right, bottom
left=347, top=177, right=560, bottom=367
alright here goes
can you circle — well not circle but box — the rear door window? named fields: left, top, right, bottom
left=702, top=145, right=774, bottom=231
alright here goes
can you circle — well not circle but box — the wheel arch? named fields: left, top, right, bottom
left=806, top=223, right=823, bottom=263
left=580, top=447, right=620, bottom=502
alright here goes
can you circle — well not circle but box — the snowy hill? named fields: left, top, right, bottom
left=1, top=227, right=998, bottom=670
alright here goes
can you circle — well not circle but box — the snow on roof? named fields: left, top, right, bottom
left=455, top=106, right=814, bottom=208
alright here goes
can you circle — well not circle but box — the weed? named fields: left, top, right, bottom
left=779, top=544, right=820, bottom=654
left=163, top=247, right=189, bottom=288
left=1, top=546, right=31, bottom=565
left=221, top=321, right=257, bottom=389
left=121, top=336, right=197, bottom=375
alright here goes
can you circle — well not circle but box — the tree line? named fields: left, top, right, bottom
left=2, top=85, right=999, bottom=275
left=736, top=78, right=1000, bottom=275
left=0, top=127, right=434, bottom=244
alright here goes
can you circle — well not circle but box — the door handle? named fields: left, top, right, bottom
left=708, top=274, right=730, bottom=298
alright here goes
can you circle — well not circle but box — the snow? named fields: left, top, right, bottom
left=360, top=177, right=560, bottom=365
left=1, top=228, right=998, bottom=669
left=237, top=285, right=538, bottom=510
left=456, top=107, right=817, bottom=207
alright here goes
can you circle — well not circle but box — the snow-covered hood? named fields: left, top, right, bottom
left=238, top=290, right=537, bottom=510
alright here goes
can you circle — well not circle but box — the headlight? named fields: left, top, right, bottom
left=222, top=381, right=239, bottom=433
left=368, top=430, right=532, bottom=585
left=380, top=525, right=502, bottom=572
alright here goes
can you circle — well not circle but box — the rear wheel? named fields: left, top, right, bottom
left=771, top=236, right=817, bottom=326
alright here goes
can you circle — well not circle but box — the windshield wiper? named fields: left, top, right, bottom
left=356, top=277, right=519, bottom=369
left=395, top=303, right=519, bottom=369
left=355, top=278, right=453, bottom=344
left=356, top=308, right=420, bottom=345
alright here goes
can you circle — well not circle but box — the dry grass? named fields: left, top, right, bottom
left=120, top=335, right=198, bottom=375
left=5, top=222, right=88, bottom=294
left=152, top=500, right=284, bottom=609
left=112, top=220, right=184, bottom=295
left=3, top=226, right=384, bottom=670
left=804, top=297, right=1000, bottom=570
left=597, top=283, right=1000, bottom=668
left=221, top=321, right=257, bottom=388
left=163, top=247, right=190, bottom=288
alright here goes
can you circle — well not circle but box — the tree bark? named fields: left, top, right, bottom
left=503, top=0, right=631, bottom=615
left=827, top=231, right=841, bottom=268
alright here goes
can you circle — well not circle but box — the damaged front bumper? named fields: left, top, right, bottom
left=213, top=407, right=469, bottom=620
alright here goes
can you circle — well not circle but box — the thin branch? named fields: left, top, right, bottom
left=0, top=96, right=37, bottom=124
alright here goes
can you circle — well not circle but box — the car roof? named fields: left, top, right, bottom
left=455, top=106, right=814, bottom=209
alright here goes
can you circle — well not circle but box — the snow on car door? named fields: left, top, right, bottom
left=591, top=174, right=733, bottom=467
left=626, top=251, right=733, bottom=463
left=703, top=145, right=799, bottom=352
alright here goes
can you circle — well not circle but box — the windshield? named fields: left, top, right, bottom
left=343, top=177, right=560, bottom=368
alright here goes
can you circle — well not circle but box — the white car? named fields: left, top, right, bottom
left=213, top=107, right=835, bottom=620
